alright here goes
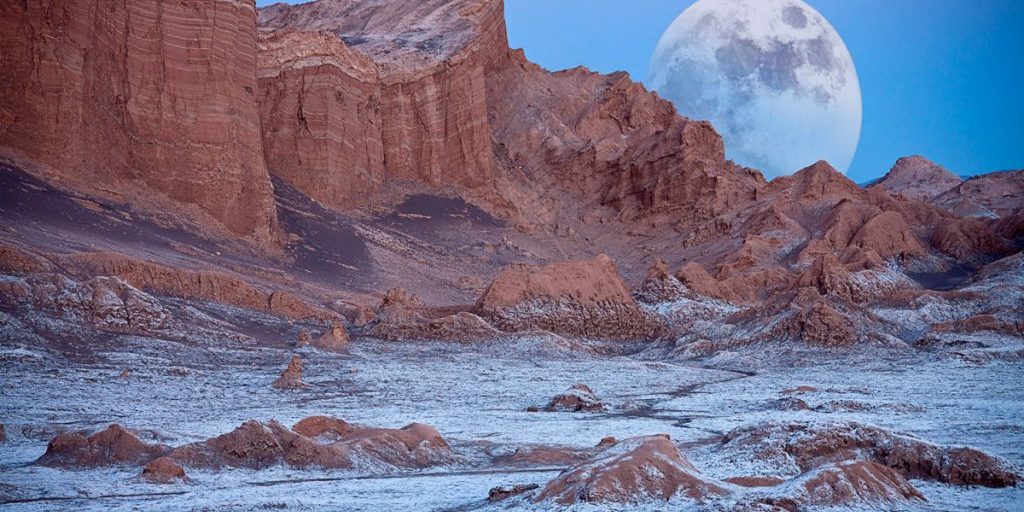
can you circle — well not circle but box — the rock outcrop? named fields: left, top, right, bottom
left=476, top=255, right=662, bottom=339
left=303, top=320, right=350, bottom=352
left=543, top=384, right=606, bottom=412
left=488, top=484, right=539, bottom=502
left=13, top=274, right=168, bottom=333
left=256, top=0, right=510, bottom=215
left=535, top=435, right=729, bottom=505
left=0, top=0, right=279, bottom=243
left=870, top=156, right=963, bottom=202
left=140, top=457, right=189, bottom=484
left=714, top=421, right=1018, bottom=488
left=168, top=417, right=453, bottom=470
left=363, top=288, right=501, bottom=341
left=749, top=460, right=924, bottom=509
left=60, top=252, right=334, bottom=321
left=36, top=424, right=168, bottom=468
left=272, top=356, right=307, bottom=389
left=934, top=170, right=1024, bottom=219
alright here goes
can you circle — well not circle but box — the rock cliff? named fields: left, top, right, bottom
left=0, top=0, right=279, bottom=243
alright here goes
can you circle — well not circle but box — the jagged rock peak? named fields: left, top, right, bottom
left=872, top=155, right=962, bottom=201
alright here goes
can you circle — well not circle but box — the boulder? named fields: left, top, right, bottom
left=170, top=420, right=287, bottom=470
left=544, top=384, right=606, bottom=412
left=342, top=422, right=455, bottom=469
left=140, top=457, right=188, bottom=484
left=307, top=320, right=350, bottom=352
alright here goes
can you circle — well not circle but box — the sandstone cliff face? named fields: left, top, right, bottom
left=0, top=0, right=278, bottom=243
left=257, top=0, right=508, bottom=214
left=254, top=0, right=751, bottom=226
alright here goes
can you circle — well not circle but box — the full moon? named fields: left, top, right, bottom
left=648, top=0, right=862, bottom=178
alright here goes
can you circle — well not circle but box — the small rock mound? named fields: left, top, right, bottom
left=169, top=420, right=292, bottom=470
left=761, top=289, right=859, bottom=346
left=492, top=445, right=595, bottom=467
left=272, top=355, right=307, bottom=389
left=343, top=422, right=454, bottom=469
left=535, top=435, right=729, bottom=505
left=634, top=259, right=690, bottom=304
left=364, top=288, right=500, bottom=342
left=140, top=457, right=188, bottom=483
left=544, top=384, right=606, bottom=412
left=36, top=424, right=168, bottom=468
left=488, top=483, right=539, bottom=502
left=795, top=460, right=925, bottom=505
left=476, top=254, right=662, bottom=340
left=782, top=386, right=818, bottom=395
left=304, top=320, right=349, bottom=352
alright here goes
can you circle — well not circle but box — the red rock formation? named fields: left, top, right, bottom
left=717, top=421, right=1018, bottom=488
left=535, top=435, right=729, bottom=505
left=476, top=254, right=662, bottom=339
left=934, top=170, right=1024, bottom=219
left=634, top=259, right=691, bottom=304
left=0, top=0, right=279, bottom=243
left=796, top=460, right=924, bottom=505
left=543, top=384, right=606, bottom=413
left=18, top=274, right=168, bottom=333
left=36, top=424, right=168, bottom=468
left=170, top=420, right=293, bottom=470
left=256, top=0, right=510, bottom=214
left=492, top=445, right=595, bottom=467
left=304, top=320, right=350, bottom=352
left=746, top=460, right=924, bottom=509
left=871, top=156, right=963, bottom=202
left=488, top=484, right=539, bottom=502
left=140, top=457, right=189, bottom=484
left=364, top=288, right=501, bottom=341
left=342, top=422, right=454, bottom=468
left=932, top=314, right=1023, bottom=337
left=167, top=417, right=453, bottom=471
left=61, top=252, right=333, bottom=321
left=272, top=356, right=307, bottom=389
left=931, top=218, right=1015, bottom=262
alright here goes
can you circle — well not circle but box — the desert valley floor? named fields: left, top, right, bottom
left=2, top=328, right=1022, bottom=511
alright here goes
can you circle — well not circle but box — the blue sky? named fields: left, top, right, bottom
left=257, top=1, right=1023, bottom=182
